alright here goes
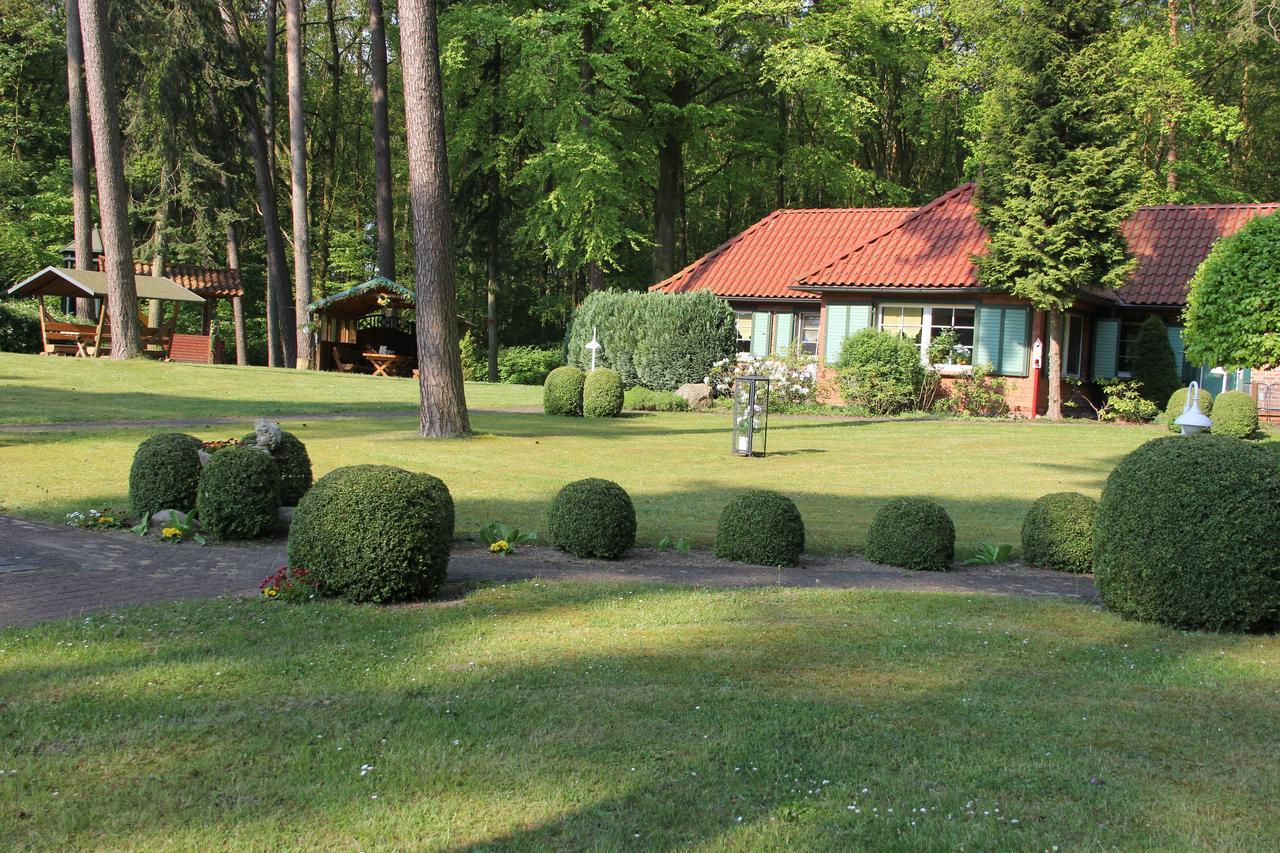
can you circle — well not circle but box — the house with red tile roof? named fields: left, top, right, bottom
left=652, top=183, right=1280, bottom=416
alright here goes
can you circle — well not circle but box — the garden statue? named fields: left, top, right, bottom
left=254, top=418, right=284, bottom=452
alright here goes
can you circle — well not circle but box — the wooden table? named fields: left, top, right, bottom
left=364, top=352, right=414, bottom=377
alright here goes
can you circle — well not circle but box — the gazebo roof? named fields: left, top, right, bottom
left=308, top=276, right=414, bottom=318
left=7, top=266, right=205, bottom=303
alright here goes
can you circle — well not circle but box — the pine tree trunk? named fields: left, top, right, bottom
left=222, top=176, right=248, bottom=366
left=652, top=129, right=681, bottom=283
left=264, top=0, right=277, bottom=169
left=1166, top=0, right=1178, bottom=192
left=76, top=0, right=139, bottom=359
left=148, top=165, right=169, bottom=328
left=65, top=0, right=95, bottom=321
left=286, top=0, right=313, bottom=369
left=399, top=0, right=471, bottom=437
left=1047, top=308, right=1064, bottom=420
left=369, top=0, right=395, bottom=279
left=486, top=178, right=500, bottom=383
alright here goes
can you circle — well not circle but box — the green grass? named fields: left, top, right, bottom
left=1, top=584, right=1277, bottom=849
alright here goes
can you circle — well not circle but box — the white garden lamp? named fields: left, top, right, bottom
left=584, top=328, right=602, bottom=370
left=1174, top=381, right=1212, bottom=435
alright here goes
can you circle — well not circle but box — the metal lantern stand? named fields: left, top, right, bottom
left=731, top=374, right=770, bottom=457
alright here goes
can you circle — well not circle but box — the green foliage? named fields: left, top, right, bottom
left=1185, top=213, right=1280, bottom=370
left=479, top=521, right=537, bottom=555
left=128, top=433, right=203, bottom=517
left=288, top=465, right=454, bottom=603
left=714, top=490, right=805, bottom=567
left=937, top=364, right=1009, bottom=417
left=565, top=290, right=735, bottom=391
left=657, top=535, right=691, bottom=554
left=963, top=543, right=1015, bottom=566
left=836, top=329, right=926, bottom=415
left=1133, top=316, right=1180, bottom=405
left=1210, top=390, right=1260, bottom=439
left=1096, top=379, right=1160, bottom=422
left=1093, top=436, right=1280, bottom=631
left=241, top=430, right=313, bottom=506
left=864, top=497, right=956, bottom=571
left=623, top=387, right=690, bottom=412
left=459, top=330, right=486, bottom=382
left=547, top=478, right=636, bottom=559
left=1021, top=492, right=1097, bottom=573
left=1164, top=386, right=1214, bottom=433
left=583, top=368, right=624, bottom=418
left=0, top=297, right=71, bottom=353
left=543, top=365, right=585, bottom=416
left=497, top=345, right=562, bottom=385
left=195, top=447, right=280, bottom=541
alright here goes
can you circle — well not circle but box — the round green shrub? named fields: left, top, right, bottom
left=583, top=368, right=624, bottom=418
left=1093, top=435, right=1280, bottom=631
left=128, top=433, right=203, bottom=517
left=1210, top=390, right=1259, bottom=439
left=1164, top=386, right=1214, bottom=433
left=242, top=430, right=314, bottom=505
left=714, top=490, right=805, bottom=567
left=547, top=478, right=636, bottom=559
left=196, top=447, right=280, bottom=540
left=1021, top=492, right=1097, bottom=573
left=836, top=329, right=926, bottom=416
left=864, top=497, right=955, bottom=571
left=543, top=365, right=585, bottom=416
left=288, top=465, right=454, bottom=603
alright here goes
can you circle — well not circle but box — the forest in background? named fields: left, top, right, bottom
left=1, top=0, right=1278, bottom=365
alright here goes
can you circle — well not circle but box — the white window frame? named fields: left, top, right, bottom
left=1063, top=313, right=1084, bottom=378
left=797, top=312, right=821, bottom=357
left=734, top=310, right=753, bottom=355
left=878, top=303, right=977, bottom=373
left=1115, top=319, right=1143, bottom=378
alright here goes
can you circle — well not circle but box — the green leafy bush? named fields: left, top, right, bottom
left=623, top=386, right=690, bottom=412
left=0, top=297, right=72, bottom=353
left=1021, top=492, right=1096, bottom=573
left=1164, top=385, right=1214, bottom=433
left=128, top=433, right=203, bottom=517
left=1133, top=316, right=1180, bottom=405
left=714, top=490, right=805, bottom=567
left=936, top=364, right=1009, bottom=417
left=1093, top=435, right=1280, bottom=631
left=196, top=447, right=280, bottom=540
left=288, top=465, right=454, bottom=603
left=547, top=478, right=636, bottom=559
left=498, top=345, right=562, bottom=385
left=583, top=368, right=624, bottom=418
left=836, top=329, right=926, bottom=415
left=864, top=497, right=955, bottom=571
left=1096, top=379, right=1160, bottom=422
left=459, top=330, right=487, bottom=381
left=241, top=430, right=313, bottom=506
left=543, top=365, right=585, bottom=416
left=1211, top=390, right=1259, bottom=439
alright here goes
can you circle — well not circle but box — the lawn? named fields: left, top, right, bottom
left=1, top=584, right=1277, bottom=849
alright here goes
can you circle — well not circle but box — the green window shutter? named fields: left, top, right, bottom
left=823, top=304, right=849, bottom=365
left=774, top=312, right=795, bottom=355
left=999, top=307, right=1030, bottom=376
left=973, top=306, right=1004, bottom=370
left=750, top=311, right=772, bottom=357
left=849, top=304, right=873, bottom=333
left=1167, top=326, right=1185, bottom=376
left=1093, top=318, right=1120, bottom=380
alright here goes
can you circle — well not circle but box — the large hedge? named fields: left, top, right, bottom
left=0, top=297, right=72, bottom=354
left=1184, top=211, right=1280, bottom=371
left=1093, top=435, right=1280, bottom=631
left=1021, top=492, right=1096, bottom=573
left=864, top=497, right=955, bottom=571
left=714, top=490, right=805, bottom=567
left=1164, top=385, right=1214, bottom=433
left=196, top=447, right=281, bottom=540
left=498, top=345, right=562, bottom=385
left=565, top=290, right=735, bottom=390
left=835, top=329, right=926, bottom=415
left=544, top=365, right=585, bottom=416
left=1133, top=316, right=1180, bottom=405
left=547, top=478, right=636, bottom=559
left=1211, top=390, right=1259, bottom=439
left=129, top=433, right=203, bottom=517
left=583, top=368, right=624, bottom=417
left=242, top=430, right=313, bottom=505
left=288, top=465, right=454, bottom=603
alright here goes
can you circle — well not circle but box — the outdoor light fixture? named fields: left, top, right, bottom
left=731, top=374, right=770, bottom=457
left=585, top=327, right=602, bottom=371
left=1174, top=380, right=1212, bottom=435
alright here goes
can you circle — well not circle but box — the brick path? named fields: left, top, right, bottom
left=0, top=515, right=1097, bottom=628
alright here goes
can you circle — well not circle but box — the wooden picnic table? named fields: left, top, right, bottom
left=363, top=352, right=414, bottom=377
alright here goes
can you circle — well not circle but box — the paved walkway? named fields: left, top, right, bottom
left=0, top=515, right=1096, bottom=628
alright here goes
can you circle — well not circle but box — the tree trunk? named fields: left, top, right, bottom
left=652, top=128, right=681, bottom=283
left=579, top=22, right=605, bottom=293
left=77, top=0, right=139, bottom=358
left=286, top=0, right=313, bottom=369
left=369, top=0, right=395, bottom=279
left=1047, top=308, right=1064, bottom=420
left=264, top=0, right=277, bottom=170
left=148, top=163, right=169, bottom=327
left=399, top=0, right=471, bottom=437
left=65, top=0, right=95, bottom=320
left=486, top=173, right=500, bottom=382
left=1166, top=0, right=1178, bottom=192
left=223, top=178, right=248, bottom=366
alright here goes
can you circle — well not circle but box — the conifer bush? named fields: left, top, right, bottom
left=714, top=490, right=805, bottom=567
left=196, top=447, right=280, bottom=540
left=1133, top=316, right=1180, bottom=405
left=1210, top=390, right=1259, bottom=439
left=547, top=478, right=636, bottom=559
left=864, top=497, right=955, bottom=571
left=128, top=433, right=203, bottom=517
left=583, top=368, right=624, bottom=418
left=543, top=366, right=585, bottom=416
left=1021, top=492, right=1096, bottom=573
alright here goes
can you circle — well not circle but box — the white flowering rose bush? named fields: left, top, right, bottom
left=706, top=354, right=819, bottom=409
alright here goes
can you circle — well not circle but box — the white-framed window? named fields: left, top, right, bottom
left=734, top=311, right=753, bottom=353
left=1116, top=320, right=1143, bottom=377
left=797, top=313, right=820, bottom=357
left=1063, top=313, right=1084, bottom=378
left=878, top=304, right=975, bottom=367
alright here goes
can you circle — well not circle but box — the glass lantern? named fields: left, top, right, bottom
left=731, top=374, right=770, bottom=457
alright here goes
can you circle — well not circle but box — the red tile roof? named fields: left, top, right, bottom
left=650, top=207, right=912, bottom=300
left=96, top=257, right=244, bottom=298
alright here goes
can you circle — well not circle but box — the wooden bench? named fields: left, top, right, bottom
left=39, top=301, right=108, bottom=356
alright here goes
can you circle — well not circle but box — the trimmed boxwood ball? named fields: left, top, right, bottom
left=1164, top=386, right=1213, bottom=433
left=1210, top=390, right=1259, bottom=439
left=714, top=490, right=805, bottom=567
left=1021, top=492, right=1097, bottom=573
left=242, top=429, right=314, bottom=505
left=864, top=497, right=955, bottom=571
left=547, top=478, right=636, bottom=559
left=583, top=368, right=624, bottom=418
left=1094, top=435, right=1280, bottom=631
left=288, top=465, right=454, bottom=603
left=129, top=432, right=202, bottom=517
left=543, top=366, right=585, bottom=416
left=196, top=447, right=281, bottom=540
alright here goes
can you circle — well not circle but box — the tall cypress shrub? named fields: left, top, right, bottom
left=1133, top=315, right=1180, bottom=404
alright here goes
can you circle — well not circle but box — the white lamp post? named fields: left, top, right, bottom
left=584, top=327, right=602, bottom=371
left=1174, top=380, right=1212, bottom=435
